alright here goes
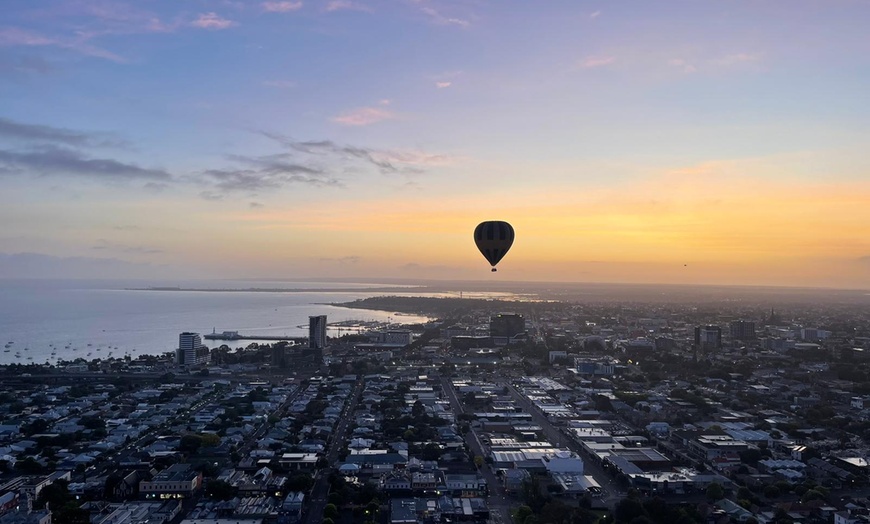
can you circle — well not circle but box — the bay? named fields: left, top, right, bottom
left=0, top=279, right=431, bottom=366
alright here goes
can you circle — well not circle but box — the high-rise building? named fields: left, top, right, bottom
left=730, top=321, right=756, bottom=340
left=177, top=332, right=209, bottom=367
left=694, top=325, right=722, bottom=349
left=309, top=315, right=327, bottom=350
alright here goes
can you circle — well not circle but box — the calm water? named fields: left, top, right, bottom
left=0, top=279, right=432, bottom=365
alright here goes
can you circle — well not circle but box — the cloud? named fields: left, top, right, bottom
left=325, top=1, right=371, bottom=12
left=668, top=58, right=697, bottom=73
left=191, top=13, right=237, bottom=29
left=262, top=80, right=296, bottom=88
left=0, top=26, right=125, bottom=62
left=200, top=153, right=341, bottom=191
left=0, top=117, right=126, bottom=148
left=420, top=7, right=469, bottom=27
left=435, top=81, right=452, bottom=89
left=261, top=134, right=396, bottom=172
left=249, top=201, right=264, bottom=208
left=579, top=55, right=615, bottom=68
left=590, top=10, right=601, bottom=18
left=331, top=106, right=395, bottom=126
left=200, top=190, right=225, bottom=201
left=319, top=255, right=361, bottom=264
left=259, top=133, right=455, bottom=176
left=858, top=256, right=870, bottom=264
left=262, top=1, right=303, bottom=12
left=0, top=146, right=171, bottom=182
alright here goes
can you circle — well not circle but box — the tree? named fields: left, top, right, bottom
left=324, top=504, right=339, bottom=519
left=180, top=434, right=202, bottom=454
left=205, top=480, right=236, bottom=501
left=16, top=457, right=44, bottom=474
left=614, top=498, right=647, bottom=524
left=514, top=505, right=533, bottom=524
left=474, top=455, right=484, bottom=469
left=706, top=482, right=725, bottom=501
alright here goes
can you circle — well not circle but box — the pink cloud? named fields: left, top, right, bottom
left=262, top=1, right=303, bottom=12
left=435, top=81, right=452, bottom=89
left=331, top=106, right=395, bottom=126
left=580, top=55, right=615, bottom=68
left=191, top=12, right=237, bottom=29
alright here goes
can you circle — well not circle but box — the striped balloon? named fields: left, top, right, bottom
left=474, top=221, right=515, bottom=272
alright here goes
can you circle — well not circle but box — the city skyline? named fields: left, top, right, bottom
left=1, top=0, right=869, bottom=288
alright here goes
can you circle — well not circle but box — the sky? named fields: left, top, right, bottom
left=1, top=0, right=869, bottom=288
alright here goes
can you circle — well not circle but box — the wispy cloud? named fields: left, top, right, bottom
left=579, top=55, right=615, bottom=69
left=590, top=10, right=601, bottom=19
left=319, top=255, right=361, bottom=263
left=331, top=106, right=395, bottom=126
left=325, top=1, right=371, bottom=12
left=249, top=201, right=265, bottom=208
left=200, top=153, right=341, bottom=192
left=420, top=7, right=469, bottom=27
left=668, top=58, right=697, bottom=73
left=0, top=146, right=171, bottom=182
left=0, top=117, right=127, bottom=148
left=262, top=80, right=296, bottom=88
left=258, top=132, right=456, bottom=176
left=0, top=26, right=125, bottom=62
left=262, top=1, right=304, bottom=13
left=200, top=190, right=225, bottom=201
left=435, top=81, right=452, bottom=89
left=191, top=12, right=237, bottom=30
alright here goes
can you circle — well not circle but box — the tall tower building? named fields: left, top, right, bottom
left=309, top=315, right=327, bottom=350
left=178, top=332, right=208, bottom=366
left=730, top=320, right=756, bottom=340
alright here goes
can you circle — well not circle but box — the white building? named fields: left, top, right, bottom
left=177, top=332, right=209, bottom=367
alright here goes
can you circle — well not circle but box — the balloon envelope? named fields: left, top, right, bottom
left=474, top=221, right=514, bottom=271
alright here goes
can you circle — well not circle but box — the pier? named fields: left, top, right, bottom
left=204, top=330, right=306, bottom=342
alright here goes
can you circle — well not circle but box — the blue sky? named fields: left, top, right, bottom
left=1, top=0, right=869, bottom=286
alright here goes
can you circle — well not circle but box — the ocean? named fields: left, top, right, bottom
left=0, top=279, right=433, bottom=366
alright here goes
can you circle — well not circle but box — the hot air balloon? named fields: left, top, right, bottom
left=474, top=221, right=514, bottom=272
